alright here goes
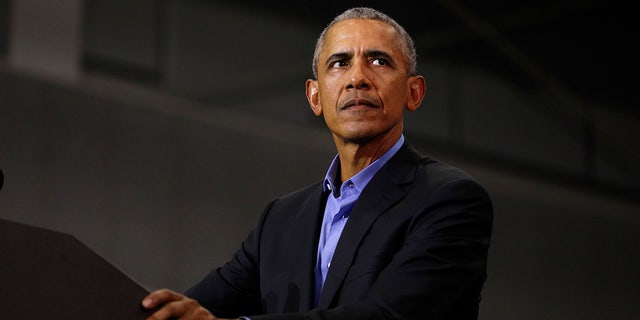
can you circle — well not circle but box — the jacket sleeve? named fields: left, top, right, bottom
left=184, top=200, right=278, bottom=318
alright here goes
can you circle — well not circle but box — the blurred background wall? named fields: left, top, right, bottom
left=0, top=1, right=638, bottom=319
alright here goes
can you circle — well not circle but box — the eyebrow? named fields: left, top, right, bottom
left=324, top=52, right=351, bottom=66
left=365, top=50, right=394, bottom=62
left=324, top=50, right=395, bottom=66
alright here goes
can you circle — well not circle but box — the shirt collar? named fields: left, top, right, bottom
left=323, top=134, right=405, bottom=195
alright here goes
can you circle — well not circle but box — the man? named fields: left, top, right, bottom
left=142, top=7, right=493, bottom=320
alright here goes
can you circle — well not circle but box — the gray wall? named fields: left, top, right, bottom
left=1, top=1, right=639, bottom=319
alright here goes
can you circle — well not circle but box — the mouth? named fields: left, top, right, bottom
left=341, top=98, right=380, bottom=110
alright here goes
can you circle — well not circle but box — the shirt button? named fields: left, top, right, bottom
left=327, top=262, right=331, bottom=268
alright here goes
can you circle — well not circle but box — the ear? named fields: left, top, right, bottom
left=306, top=79, right=322, bottom=116
left=406, top=75, right=426, bottom=112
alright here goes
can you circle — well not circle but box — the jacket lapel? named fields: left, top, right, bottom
left=286, top=183, right=327, bottom=311
left=317, top=143, right=419, bottom=308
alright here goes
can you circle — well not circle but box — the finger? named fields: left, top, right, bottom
left=147, top=297, right=213, bottom=320
left=146, top=300, right=183, bottom=320
left=142, top=288, right=182, bottom=309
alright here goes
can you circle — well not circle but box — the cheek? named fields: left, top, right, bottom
left=382, top=82, right=410, bottom=109
left=319, top=84, right=341, bottom=108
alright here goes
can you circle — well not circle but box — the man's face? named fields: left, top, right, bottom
left=306, top=19, right=424, bottom=145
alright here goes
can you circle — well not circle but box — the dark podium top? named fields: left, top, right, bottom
left=0, top=218, right=154, bottom=319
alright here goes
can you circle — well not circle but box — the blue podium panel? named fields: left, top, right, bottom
left=0, top=218, right=153, bottom=319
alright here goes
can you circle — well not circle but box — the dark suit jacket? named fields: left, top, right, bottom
left=185, top=141, right=493, bottom=320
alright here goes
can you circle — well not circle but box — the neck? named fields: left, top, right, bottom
left=333, top=133, right=401, bottom=182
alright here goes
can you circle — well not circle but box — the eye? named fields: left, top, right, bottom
left=371, top=58, right=389, bottom=66
left=329, top=60, right=349, bottom=69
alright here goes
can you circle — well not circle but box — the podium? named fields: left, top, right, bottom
left=0, top=218, right=154, bottom=319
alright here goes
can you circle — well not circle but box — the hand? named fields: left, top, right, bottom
left=142, top=288, right=221, bottom=320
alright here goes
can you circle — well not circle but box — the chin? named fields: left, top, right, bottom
left=338, top=130, right=379, bottom=145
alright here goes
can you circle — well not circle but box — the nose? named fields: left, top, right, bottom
left=346, top=60, right=371, bottom=90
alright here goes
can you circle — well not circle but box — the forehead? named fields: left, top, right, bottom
left=322, top=19, right=402, bottom=55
